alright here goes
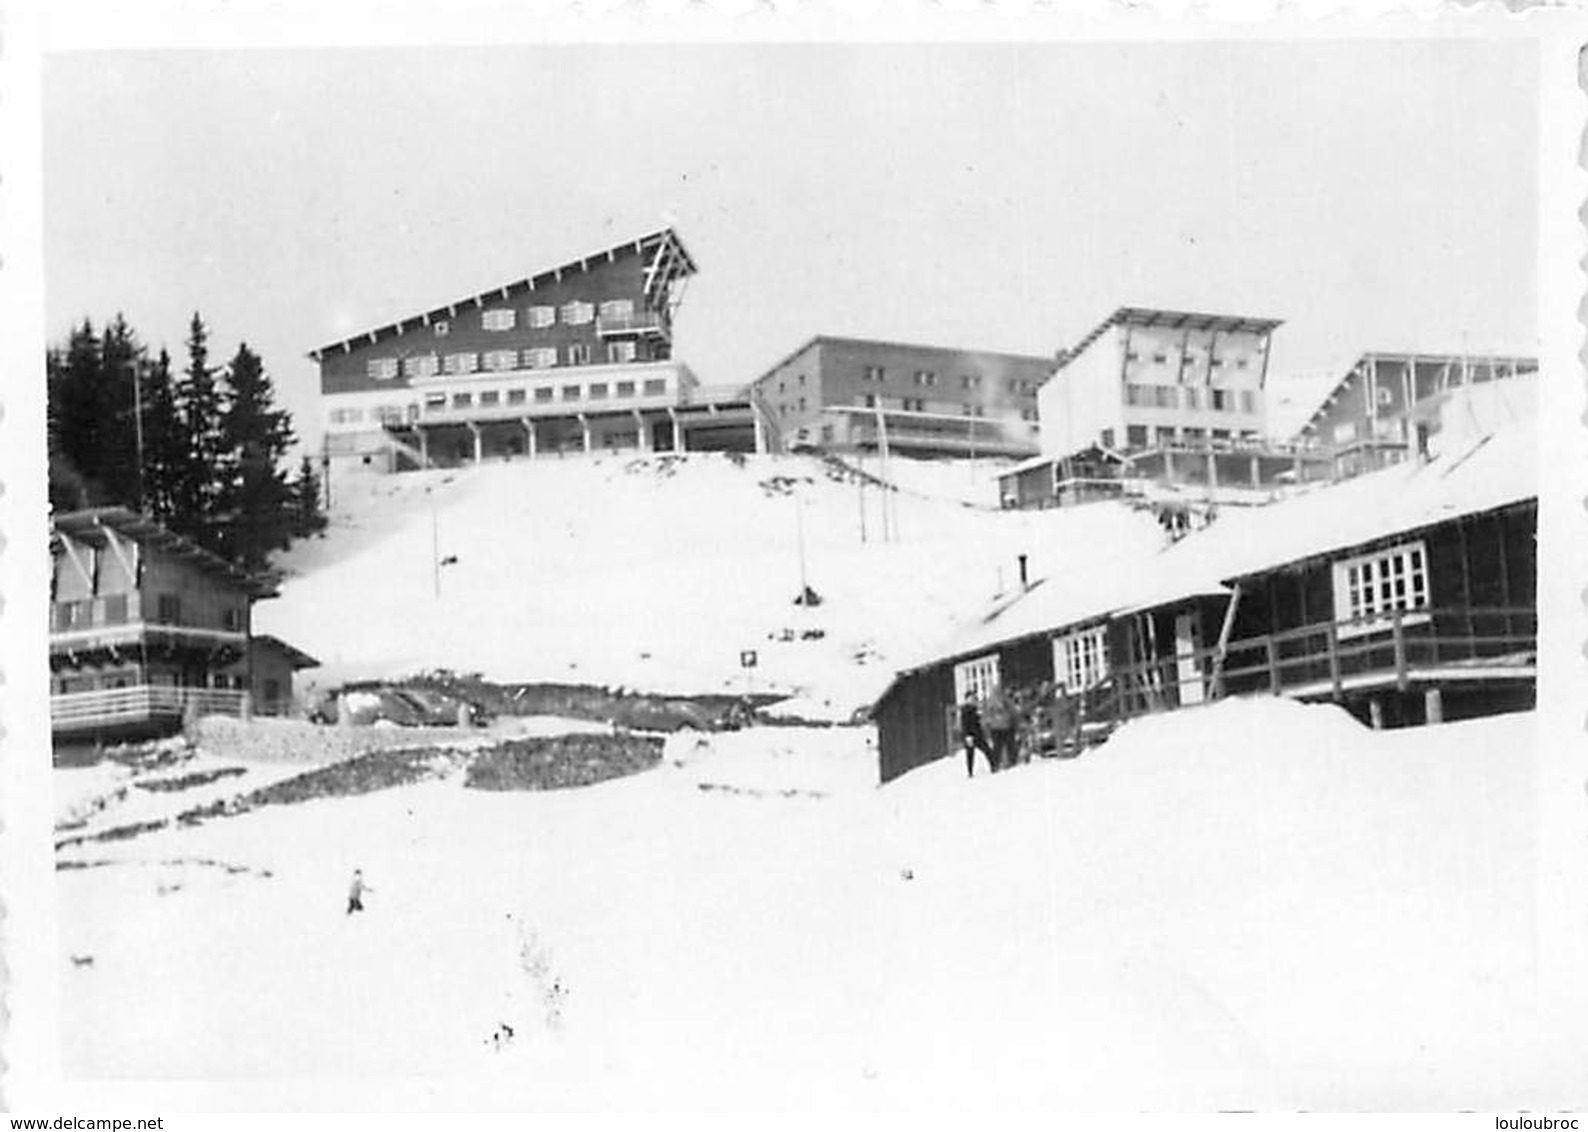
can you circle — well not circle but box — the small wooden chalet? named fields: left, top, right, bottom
left=234, top=634, right=321, bottom=718
left=877, top=414, right=1537, bottom=783
left=49, top=508, right=288, bottom=741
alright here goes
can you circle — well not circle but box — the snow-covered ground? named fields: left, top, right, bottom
left=259, top=453, right=1165, bottom=712
left=53, top=701, right=1578, bottom=1109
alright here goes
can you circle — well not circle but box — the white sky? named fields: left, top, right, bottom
left=42, top=38, right=1539, bottom=450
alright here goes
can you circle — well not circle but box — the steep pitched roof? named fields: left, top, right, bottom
left=308, top=227, right=696, bottom=361
left=51, top=507, right=279, bottom=598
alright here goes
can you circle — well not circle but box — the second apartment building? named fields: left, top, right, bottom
left=752, top=336, right=1055, bottom=458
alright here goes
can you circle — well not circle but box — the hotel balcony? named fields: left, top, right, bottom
left=596, top=311, right=671, bottom=342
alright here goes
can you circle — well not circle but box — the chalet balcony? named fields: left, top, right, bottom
left=51, top=684, right=250, bottom=736
left=1082, top=604, right=1536, bottom=729
left=595, top=311, right=670, bottom=341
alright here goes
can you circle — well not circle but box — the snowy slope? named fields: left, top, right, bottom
left=259, top=454, right=1165, bottom=712
left=53, top=702, right=1578, bottom=1109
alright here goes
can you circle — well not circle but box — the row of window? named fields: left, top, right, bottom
left=858, top=367, right=1039, bottom=396
left=368, top=341, right=637, bottom=380
left=1126, top=350, right=1255, bottom=371
left=846, top=395, right=1038, bottom=422
left=1124, top=384, right=1258, bottom=413
left=331, top=376, right=674, bottom=425
left=51, top=593, right=242, bottom=632
left=447, top=298, right=635, bottom=336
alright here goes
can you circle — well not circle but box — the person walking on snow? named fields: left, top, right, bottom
left=958, top=693, right=991, bottom=778
left=346, top=868, right=374, bottom=915
left=983, top=686, right=1018, bottom=773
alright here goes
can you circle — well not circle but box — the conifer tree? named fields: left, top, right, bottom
left=173, top=312, right=231, bottom=552
left=139, top=347, right=188, bottom=525
left=219, top=341, right=297, bottom=570
left=290, top=454, right=329, bottom=538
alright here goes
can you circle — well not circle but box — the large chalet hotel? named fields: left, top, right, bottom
left=314, top=229, right=775, bottom=472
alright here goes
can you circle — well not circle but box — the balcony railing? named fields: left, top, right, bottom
left=1067, top=604, right=1536, bottom=736
left=595, top=312, right=669, bottom=339
left=51, top=684, right=250, bottom=733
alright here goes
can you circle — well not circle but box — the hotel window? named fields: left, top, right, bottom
left=1125, top=350, right=1141, bottom=363
left=960, top=374, right=982, bottom=390
left=599, top=299, right=634, bottom=321
left=567, top=343, right=591, bottom=366
left=155, top=594, right=182, bottom=624
left=1211, top=389, right=1232, bottom=412
left=534, top=387, right=553, bottom=403
left=1333, top=541, right=1430, bottom=638
left=367, top=357, right=399, bottom=381
left=526, top=347, right=558, bottom=369
left=1236, top=358, right=1250, bottom=370
left=1054, top=625, right=1109, bottom=693
left=953, top=654, right=1001, bottom=704
left=507, top=389, right=527, bottom=405
left=589, top=383, right=609, bottom=400
left=913, top=370, right=937, bottom=387
left=1151, top=352, right=1168, bottom=365
left=798, top=373, right=807, bottom=386
left=1184, top=387, right=1203, bottom=410
left=444, top=352, right=478, bottom=375
left=480, top=390, right=500, bottom=406
left=1021, top=408, right=1038, bottom=422
left=863, top=365, right=885, bottom=382
left=643, top=379, right=666, bottom=395
left=798, top=397, right=807, bottom=412
left=607, top=341, right=636, bottom=364
left=902, top=398, right=923, bottom=411
left=433, top=320, right=450, bottom=337
left=404, top=354, right=440, bottom=378
left=859, top=394, right=878, bottom=408
left=561, top=301, right=594, bottom=326
left=561, top=385, right=581, bottom=401
left=1238, top=390, right=1257, bottom=413
left=452, top=392, right=473, bottom=409
left=1126, top=425, right=1149, bottom=447
left=425, top=393, right=447, bottom=410
left=483, top=349, right=519, bottom=372
left=482, top=308, right=517, bottom=331
left=528, top=305, right=556, bottom=329
left=616, top=381, right=636, bottom=397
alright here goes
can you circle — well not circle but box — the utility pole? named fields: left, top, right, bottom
left=874, top=406, right=895, bottom=542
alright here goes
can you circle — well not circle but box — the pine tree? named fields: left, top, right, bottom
left=219, top=341, right=297, bottom=570
left=139, top=347, right=188, bottom=525
left=99, top=313, right=147, bottom=505
left=173, top=312, right=231, bottom=553
left=290, top=454, right=329, bottom=538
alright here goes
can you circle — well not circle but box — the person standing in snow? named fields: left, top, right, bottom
left=983, top=686, right=1018, bottom=773
left=346, top=868, right=374, bottom=915
left=958, top=694, right=991, bottom=778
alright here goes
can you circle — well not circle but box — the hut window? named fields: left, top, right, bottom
left=1054, top=625, right=1109, bottom=693
left=953, top=655, right=1000, bottom=704
left=528, top=306, right=556, bottom=329
left=1333, top=540, right=1430, bottom=638
left=482, top=308, right=516, bottom=331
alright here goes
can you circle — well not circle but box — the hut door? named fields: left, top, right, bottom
left=1175, top=612, right=1205, bottom=706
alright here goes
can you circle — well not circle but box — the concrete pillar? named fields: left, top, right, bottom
left=1249, top=455, right=1260, bottom=488
left=1368, top=699, right=1384, bottom=730
left=418, top=428, right=430, bottom=469
left=1163, top=449, right=1175, bottom=482
left=578, top=413, right=592, bottom=454
left=468, top=422, right=483, bottom=464
left=1206, top=451, right=1218, bottom=491
left=669, top=407, right=684, bottom=453
left=523, top=418, right=537, bottom=459
left=753, top=408, right=766, bottom=454
left=634, top=410, right=651, bottom=452
left=1424, top=687, right=1443, bottom=725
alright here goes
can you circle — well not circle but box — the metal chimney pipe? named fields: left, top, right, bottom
left=1018, top=553, right=1029, bottom=590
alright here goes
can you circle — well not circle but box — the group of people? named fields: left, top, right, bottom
left=956, top=680, right=1084, bottom=777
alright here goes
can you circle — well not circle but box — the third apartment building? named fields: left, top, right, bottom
left=752, top=336, right=1055, bottom=458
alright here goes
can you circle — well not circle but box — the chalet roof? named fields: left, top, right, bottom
left=251, top=634, right=321, bottom=669
left=893, top=411, right=1536, bottom=681
left=308, top=227, right=697, bottom=361
left=1057, top=307, right=1285, bottom=367
left=50, top=507, right=279, bottom=598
